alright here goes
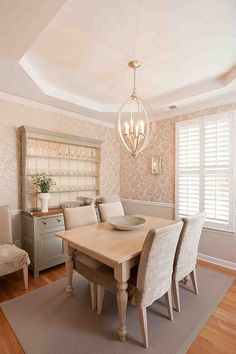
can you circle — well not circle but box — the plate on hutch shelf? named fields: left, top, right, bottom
left=107, top=216, right=146, bottom=231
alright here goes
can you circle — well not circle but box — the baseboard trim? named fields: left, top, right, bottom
left=121, top=198, right=174, bottom=209
left=198, top=253, right=236, bottom=271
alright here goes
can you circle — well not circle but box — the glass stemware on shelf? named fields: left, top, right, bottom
left=26, top=168, right=98, bottom=177
left=27, top=142, right=98, bottom=162
left=26, top=138, right=99, bottom=203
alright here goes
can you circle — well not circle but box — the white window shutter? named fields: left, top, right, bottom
left=176, top=113, right=235, bottom=231
left=203, top=117, right=232, bottom=229
left=176, top=121, right=200, bottom=218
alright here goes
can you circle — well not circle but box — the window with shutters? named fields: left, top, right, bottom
left=175, top=113, right=235, bottom=231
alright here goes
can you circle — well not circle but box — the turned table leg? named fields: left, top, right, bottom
left=64, top=240, right=74, bottom=293
left=116, top=281, right=128, bottom=341
left=114, top=262, right=130, bottom=342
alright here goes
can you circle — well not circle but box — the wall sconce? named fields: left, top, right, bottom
left=152, top=156, right=161, bottom=175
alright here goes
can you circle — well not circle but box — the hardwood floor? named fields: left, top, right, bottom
left=0, top=261, right=235, bottom=354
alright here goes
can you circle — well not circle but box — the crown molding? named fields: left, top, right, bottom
left=0, top=91, right=115, bottom=128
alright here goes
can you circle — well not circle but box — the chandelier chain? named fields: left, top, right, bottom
left=132, top=67, right=137, bottom=97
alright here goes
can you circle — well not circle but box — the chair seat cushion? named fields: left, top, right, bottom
left=0, top=244, right=30, bottom=277
left=95, top=264, right=139, bottom=296
left=73, top=251, right=104, bottom=282
left=74, top=251, right=103, bottom=269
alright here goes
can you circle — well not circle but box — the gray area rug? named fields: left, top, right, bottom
left=1, top=267, right=233, bottom=354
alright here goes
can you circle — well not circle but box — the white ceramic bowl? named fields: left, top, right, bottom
left=107, top=215, right=146, bottom=231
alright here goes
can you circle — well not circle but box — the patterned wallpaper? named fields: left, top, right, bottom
left=120, top=102, right=236, bottom=204
left=1, top=97, right=236, bottom=211
left=0, top=98, right=120, bottom=210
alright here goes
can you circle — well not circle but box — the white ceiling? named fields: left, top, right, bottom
left=0, top=0, right=236, bottom=124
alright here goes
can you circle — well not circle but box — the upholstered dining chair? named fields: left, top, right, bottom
left=100, top=195, right=120, bottom=203
left=95, top=221, right=183, bottom=348
left=98, top=201, right=124, bottom=222
left=0, top=205, right=30, bottom=289
left=172, top=213, right=205, bottom=312
left=64, top=205, right=100, bottom=310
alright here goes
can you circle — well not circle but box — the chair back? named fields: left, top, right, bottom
left=100, top=195, right=120, bottom=203
left=98, top=201, right=124, bottom=222
left=0, top=205, right=12, bottom=245
left=64, top=205, right=97, bottom=230
left=136, top=221, right=183, bottom=308
left=173, top=213, right=205, bottom=281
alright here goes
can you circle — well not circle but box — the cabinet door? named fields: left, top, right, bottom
left=38, top=231, right=65, bottom=268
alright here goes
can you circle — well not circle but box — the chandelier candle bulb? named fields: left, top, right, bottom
left=124, top=122, right=129, bottom=135
left=140, top=120, right=144, bottom=135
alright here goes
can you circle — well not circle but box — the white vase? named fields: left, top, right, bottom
left=39, top=193, right=51, bottom=213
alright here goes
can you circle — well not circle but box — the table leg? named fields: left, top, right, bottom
left=64, top=240, right=74, bottom=293
left=116, top=281, right=128, bottom=341
left=114, top=262, right=130, bottom=342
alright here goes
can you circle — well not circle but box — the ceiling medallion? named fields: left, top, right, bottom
left=116, top=60, right=151, bottom=157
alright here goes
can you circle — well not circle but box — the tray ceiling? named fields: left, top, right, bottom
left=0, top=0, right=236, bottom=124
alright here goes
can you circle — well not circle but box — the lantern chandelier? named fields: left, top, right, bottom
left=117, top=60, right=151, bottom=156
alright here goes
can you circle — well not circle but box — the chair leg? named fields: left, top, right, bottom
left=164, top=290, right=174, bottom=321
left=172, top=280, right=181, bottom=312
left=97, top=285, right=105, bottom=315
left=22, top=265, right=28, bottom=290
left=190, top=268, right=199, bottom=295
left=137, top=307, right=149, bottom=348
left=90, top=282, right=97, bottom=311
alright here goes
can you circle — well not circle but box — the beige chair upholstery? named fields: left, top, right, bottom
left=172, top=213, right=205, bottom=312
left=0, top=206, right=30, bottom=289
left=98, top=201, right=124, bottom=222
left=100, top=195, right=120, bottom=203
left=64, top=205, right=97, bottom=230
left=95, top=221, right=183, bottom=347
left=64, top=205, right=100, bottom=310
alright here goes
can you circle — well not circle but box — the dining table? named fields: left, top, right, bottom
left=56, top=215, right=174, bottom=342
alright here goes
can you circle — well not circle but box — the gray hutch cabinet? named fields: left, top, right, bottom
left=20, top=126, right=102, bottom=277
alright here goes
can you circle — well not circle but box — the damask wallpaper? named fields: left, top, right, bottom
left=120, top=102, right=236, bottom=204
left=0, top=98, right=120, bottom=210
left=1, top=96, right=236, bottom=211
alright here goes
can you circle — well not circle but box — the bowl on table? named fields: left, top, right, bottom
left=107, top=215, right=146, bottom=231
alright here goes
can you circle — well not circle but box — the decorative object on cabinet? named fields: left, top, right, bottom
left=33, top=174, right=56, bottom=212
left=117, top=60, right=151, bottom=157
left=152, top=156, right=161, bottom=175
left=20, top=126, right=103, bottom=212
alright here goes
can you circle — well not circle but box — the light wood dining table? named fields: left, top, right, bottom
left=56, top=215, right=174, bottom=342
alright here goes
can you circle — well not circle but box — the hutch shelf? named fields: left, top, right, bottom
left=20, top=126, right=103, bottom=277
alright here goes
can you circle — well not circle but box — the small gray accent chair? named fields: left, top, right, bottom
left=98, top=201, right=124, bottom=222
left=0, top=206, right=30, bottom=289
left=95, top=221, right=183, bottom=348
left=64, top=205, right=101, bottom=310
left=172, top=213, right=205, bottom=312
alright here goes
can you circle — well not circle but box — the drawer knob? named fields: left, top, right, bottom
left=57, top=218, right=61, bottom=222
left=43, top=221, right=47, bottom=225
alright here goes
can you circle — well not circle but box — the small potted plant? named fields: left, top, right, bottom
left=33, top=174, right=56, bottom=212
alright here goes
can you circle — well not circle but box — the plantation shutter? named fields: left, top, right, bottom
left=203, top=117, right=233, bottom=229
left=176, top=113, right=235, bottom=231
left=176, top=121, right=200, bottom=217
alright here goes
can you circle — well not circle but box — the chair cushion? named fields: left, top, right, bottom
left=0, top=244, right=30, bottom=277
left=74, top=251, right=102, bottom=269
left=73, top=251, right=104, bottom=282
left=95, top=264, right=139, bottom=296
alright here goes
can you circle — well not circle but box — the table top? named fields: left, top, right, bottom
left=56, top=215, right=174, bottom=266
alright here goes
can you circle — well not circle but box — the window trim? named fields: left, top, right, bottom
left=175, top=112, right=236, bottom=232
